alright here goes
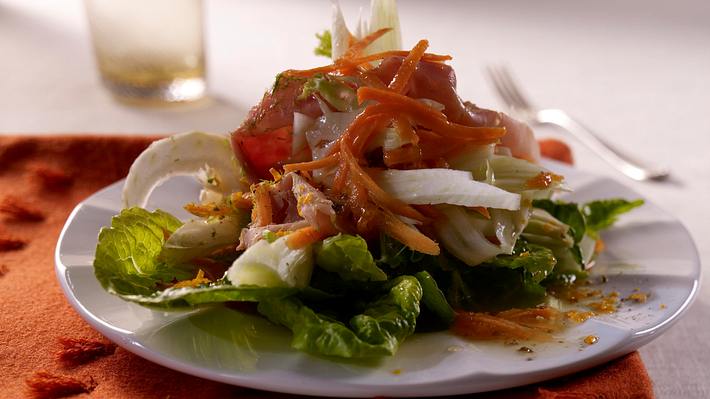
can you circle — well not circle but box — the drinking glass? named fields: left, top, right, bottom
left=85, top=0, right=206, bottom=105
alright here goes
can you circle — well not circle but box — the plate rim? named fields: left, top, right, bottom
left=54, top=169, right=702, bottom=397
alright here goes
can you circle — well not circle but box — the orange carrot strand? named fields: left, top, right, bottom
left=341, top=28, right=392, bottom=59
left=340, top=140, right=426, bottom=222
left=253, top=184, right=273, bottom=226
left=394, top=115, right=419, bottom=145
left=286, top=226, right=327, bottom=249
left=283, top=52, right=451, bottom=78
left=381, top=209, right=440, bottom=255
left=389, top=39, right=429, bottom=93
left=283, top=153, right=340, bottom=173
left=357, top=87, right=447, bottom=121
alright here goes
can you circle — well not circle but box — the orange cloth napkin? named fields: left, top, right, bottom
left=0, top=135, right=654, bottom=398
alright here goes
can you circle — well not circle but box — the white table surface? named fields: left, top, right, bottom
left=2, top=0, right=709, bottom=397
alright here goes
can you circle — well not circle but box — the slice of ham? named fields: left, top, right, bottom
left=290, top=173, right=336, bottom=233
left=232, top=56, right=541, bottom=181
left=238, top=220, right=309, bottom=250
left=231, top=77, right=321, bottom=181
left=238, top=172, right=337, bottom=249
left=373, top=57, right=540, bottom=162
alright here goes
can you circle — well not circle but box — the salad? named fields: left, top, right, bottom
left=93, top=1, right=642, bottom=359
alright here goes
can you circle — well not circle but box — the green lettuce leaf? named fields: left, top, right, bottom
left=376, top=233, right=428, bottom=270
left=530, top=199, right=588, bottom=273
left=583, top=199, right=644, bottom=236
left=120, top=282, right=297, bottom=309
left=444, top=240, right=554, bottom=312
left=315, top=234, right=387, bottom=282
left=448, top=266, right=547, bottom=312
left=314, top=30, right=332, bottom=58
left=415, top=271, right=455, bottom=325
left=257, top=275, right=422, bottom=358
left=94, top=207, right=191, bottom=296
left=532, top=199, right=586, bottom=243
left=483, top=239, right=557, bottom=284
left=94, top=207, right=301, bottom=308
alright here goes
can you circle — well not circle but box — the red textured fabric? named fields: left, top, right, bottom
left=0, top=135, right=653, bottom=398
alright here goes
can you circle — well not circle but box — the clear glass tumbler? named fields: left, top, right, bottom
left=85, top=0, right=206, bottom=105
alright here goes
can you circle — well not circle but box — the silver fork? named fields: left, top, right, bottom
left=485, top=65, right=669, bottom=181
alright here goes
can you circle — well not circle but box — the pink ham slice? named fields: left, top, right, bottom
left=237, top=173, right=336, bottom=249
left=372, top=57, right=540, bottom=162
left=232, top=57, right=540, bottom=183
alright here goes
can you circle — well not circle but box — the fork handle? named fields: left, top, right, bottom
left=535, top=109, right=669, bottom=181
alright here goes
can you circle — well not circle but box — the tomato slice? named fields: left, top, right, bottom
left=232, top=126, right=293, bottom=181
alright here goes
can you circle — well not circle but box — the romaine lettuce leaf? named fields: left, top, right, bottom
left=532, top=199, right=586, bottom=243
left=120, top=282, right=297, bottom=309
left=443, top=239, right=555, bottom=312
left=376, top=233, right=422, bottom=270
left=583, top=199, right=644, bottom=236
left=448, top=265, right=547, bottom=312
left=257, top=276, right=422, bottom=358
left=315, top=234, right=387, bottom=282
left=483, top=239, right=557, bottom=284
left=94, top=207, right=294, bottom=309
left=415, top=271, right=455, bottom=325
left=94, top=207, right=191, bottom=296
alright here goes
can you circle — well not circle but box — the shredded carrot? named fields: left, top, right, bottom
left=230, top=191, right=253, bottom=209
left=336, top=109, right=387, bottom=151
left=341, top=141, right=426, bottom=222
left=384, top=144, right=422, bottom=167
left=331, top=157, right=349, bottom=195
left=286, top=226, right=327, bottom=249
left=381, top=209, right=439, bottom=255
left=341, top=28, right=392, bottom=60
left=417, top=131, right=472, bottom=160
left=350, top=115, right=391, bottom=156
left=358, top=87, right=447, bottom=121
left=283, top=51, right=451, bottom=78
left=184, top=202, right=233, bottom=218
left=172, top=269, right=211, bottom=289
left=252, top=184, right=273, bottom=226
left=340, top=179, right=378, bottom=237
left=358, top=88, right=506, bottom=142
left=394, top=115, right=419, bottom=145
left=269, top=168, right=283, bottom=181
left=410, top=112, right=506, bottom=142
left=355, top=70, right=387, bottom=89
left=388, top=39, right=429, bottom=93
left=352, top=50, right=451, bottom=64
left=283, top=153, right=340, bottom=173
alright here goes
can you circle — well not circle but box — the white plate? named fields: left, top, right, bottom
left=55, top=162, right=700, bottom=397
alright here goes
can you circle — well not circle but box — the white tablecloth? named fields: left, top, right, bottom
left=2, top=0, right=709, bottom=397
